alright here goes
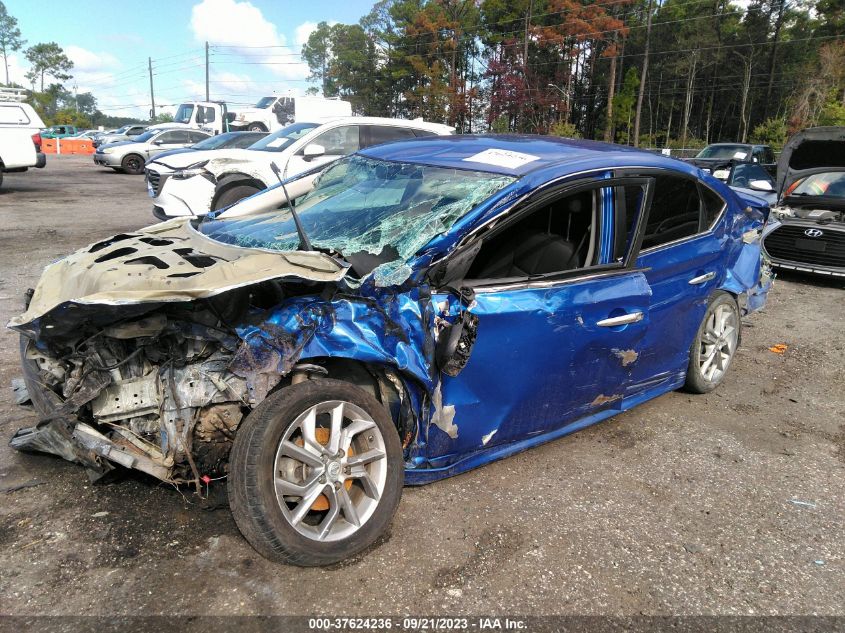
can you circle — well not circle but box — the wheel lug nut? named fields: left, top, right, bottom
left=334, top=482, right=341, bottom=490
left=319, top=476, right=326, bottom=484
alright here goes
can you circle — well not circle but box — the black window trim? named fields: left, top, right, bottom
left=438, top=175, right=656, bottom=290
left=613, top=167, right=727, bottom=254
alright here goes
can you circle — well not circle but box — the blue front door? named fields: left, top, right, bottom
left=427, top=270, right=652, bottom=467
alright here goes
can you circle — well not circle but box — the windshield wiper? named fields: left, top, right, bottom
left=270, top=161, right=312, bottom=251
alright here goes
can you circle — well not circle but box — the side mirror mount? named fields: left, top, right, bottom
left=153, top=139, right=163, bottom=146
left=302, top=143, right=326, bottom=160
left=749, top=179, right=774, bottom=192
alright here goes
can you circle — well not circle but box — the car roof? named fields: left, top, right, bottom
left=304, top=116, right=454, bottom=133
left=358, top=134, right=686, bottom=177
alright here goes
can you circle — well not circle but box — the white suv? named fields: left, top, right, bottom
left=146, top=116, right=454, bottom=219
left=0, top=88, right=47, bottom=189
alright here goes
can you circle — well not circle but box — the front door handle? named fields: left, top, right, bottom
left=597, top=312, right=644, bottom=327
left=688, top=271, right=716, bottom=285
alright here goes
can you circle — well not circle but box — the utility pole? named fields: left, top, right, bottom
left=205, top=41, right=210, bottom=101
left=148, top=57, right=156, bottom=120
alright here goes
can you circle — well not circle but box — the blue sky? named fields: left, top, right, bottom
left=5, top=0, right=374, bottom=118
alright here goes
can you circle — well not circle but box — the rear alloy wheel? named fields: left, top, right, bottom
left=247, top=123, right=267, bottom=132
left=684, top=292, right=740, bottom=393
left=228, top=379, right=402, bottom=566
left=120, top=154, right=145, bottom=175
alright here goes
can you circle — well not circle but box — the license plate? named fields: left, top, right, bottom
left=794, top=238, right=826, bottom=253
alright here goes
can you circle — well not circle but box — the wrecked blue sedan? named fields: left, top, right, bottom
left=9, top=136, right=772, bottom=565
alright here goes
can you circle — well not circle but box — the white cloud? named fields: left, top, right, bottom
left=295, top=22, right=319, bottom=48
left=191, top=0, right=286, bottom=49
left=294, top=20, right=338, bottom=48
left=189, top=0, right=309, bottom=80
left=65, top=45, right=120, bottom=73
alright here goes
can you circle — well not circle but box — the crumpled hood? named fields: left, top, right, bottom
left=9, top=218, right=349, bottom=337
left=776, top=126, right=845, bottom=199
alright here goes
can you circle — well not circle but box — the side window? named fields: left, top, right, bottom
left=190, top=131, right=209, bottom=143
left=202, top=106, right=215, bottom=123
left=464, top=183, right=647, bottom=281
left=699, top=185, right=726, bottom=230
left=363, top=125, right=417, bottom=148
left=0, top=106, right=30, bottom=124
left=413, top=129, right=437, bottom=137
left=641, top=176, right=701, bottom=249
left=156, top=132, right=180, bottom=144
left=312, top=125, right=360, bottom=156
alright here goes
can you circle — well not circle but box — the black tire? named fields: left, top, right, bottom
left=121, top=154, right=145, bottom=175
left=212, top=184, right=262, bottom=211
left=0, top=167, right=4, bottom=190
left=247, top=123, right=268, bottom=132
left=684, top=292, right=741, bottom=394
left=228, top=378, right=403, bottom=566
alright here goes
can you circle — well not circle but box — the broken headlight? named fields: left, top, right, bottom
left=172, top=160, right=210, bottom=180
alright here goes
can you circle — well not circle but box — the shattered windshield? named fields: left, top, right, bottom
left=199, top=155, right=515, bottom=283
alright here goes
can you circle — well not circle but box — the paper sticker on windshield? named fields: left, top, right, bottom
left=266, top=138, right=286, bottom=148
left=733, top=151, right=748, bottom=159
left=463, top=149, right=540, bottom=170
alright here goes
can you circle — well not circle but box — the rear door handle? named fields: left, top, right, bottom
left=688, top=272, right=716, bottom=285
left=597, top=312, right=644, bottom=327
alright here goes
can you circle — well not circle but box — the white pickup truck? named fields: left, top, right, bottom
left=230, top=96, right=352, bottom=133
left=0, top=88, right=47, bottom=189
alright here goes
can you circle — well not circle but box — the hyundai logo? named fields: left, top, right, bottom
left=804, top=228, right=824, bottom=238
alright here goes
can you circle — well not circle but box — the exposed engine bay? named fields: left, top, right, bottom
left=14, top=288, right=294, bottom=484
left=769, top=205, right=845, bottom=223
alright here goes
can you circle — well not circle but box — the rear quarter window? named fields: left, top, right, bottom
left=0, top=106, right=30, bottom=125
left=641, top=175, right=701, bottom=249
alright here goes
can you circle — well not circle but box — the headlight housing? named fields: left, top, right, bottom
left=172, top=160, right=210, bottom=180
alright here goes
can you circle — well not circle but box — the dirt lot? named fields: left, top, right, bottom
left=0, top=155, right=843, bottom=616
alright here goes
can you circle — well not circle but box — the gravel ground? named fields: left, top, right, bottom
left=0, top=155, right=843, bottom=617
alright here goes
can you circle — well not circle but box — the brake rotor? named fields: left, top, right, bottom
left=295, top=426, right=353, bottom=511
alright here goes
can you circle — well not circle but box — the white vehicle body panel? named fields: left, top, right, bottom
left=146, top=117, right=454, bottom=218
left=231, top=96, right=352, bottom=133
left=0, top=101, right=44, bottom=170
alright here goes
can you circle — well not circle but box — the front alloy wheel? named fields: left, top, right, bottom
left=228, top=379, right=403, bottom=566
left=685, top=292, right=740, bottom=393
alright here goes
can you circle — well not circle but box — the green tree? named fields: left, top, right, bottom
left=24, top=42, right=72, bottom=92
left=301, top=22, right=335, bottom=96
left=0, top=1, right=25, bottom=86
left=750, top=117, right=788, bottom=151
